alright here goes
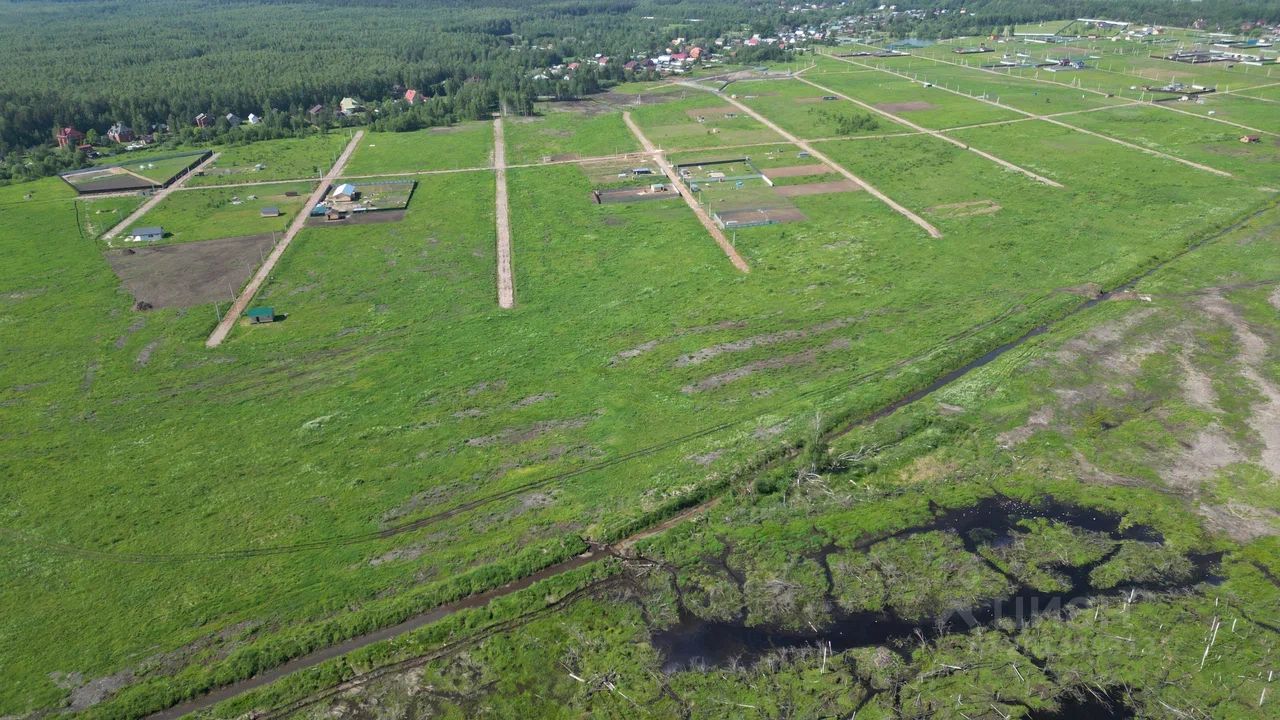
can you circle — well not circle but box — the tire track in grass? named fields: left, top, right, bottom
left=0, top=296, right=1048, bottom=564
left=20, top=196, right=1279, bottom=565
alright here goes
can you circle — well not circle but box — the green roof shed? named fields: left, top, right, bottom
left=246, top=306, right=275, bottom=324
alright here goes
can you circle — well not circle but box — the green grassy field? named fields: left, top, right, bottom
left=186, top=134, right=350, bottom=187
left=2, top=37, right=1279, bottom=720
left=76, top=195, right=145, bottom=239
left=502, top=107, right=640, bottom=165
left=124, top=181, right=316, bottom=245
left=627, top=92, right=786, bottom=150
left=343, top=122, right=494, bottom=175
left=802, top=63, right=1029, bottom=128
left=731, top=79, right=892, bottom=138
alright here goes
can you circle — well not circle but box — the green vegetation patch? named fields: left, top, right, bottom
left=343, top=123, right=494, bottom=175
left=503, top=107, right=640, bottom=165
left=186, top=133, right=349, bottom=186
left=126, top=180, right=315, bottom=245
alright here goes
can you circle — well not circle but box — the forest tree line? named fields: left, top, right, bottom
left=1, top=0, right=1274, bottom=184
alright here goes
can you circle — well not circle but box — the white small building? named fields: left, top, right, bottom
left=331, top=183, right=358, bottom=202
left=247, top=113, right=262, bottom=125
left=127, top=226, right=163, bottom=242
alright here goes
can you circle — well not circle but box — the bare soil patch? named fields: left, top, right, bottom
left=464, top=411, right=602, bottom=448
left=682, top=338, right=850, bottom=394
left=610, top=340, right=660, bottom=365
left=774, top=180, right=860, bottom=197
left=105, top=234, right=278, bottom=308
left=305, top=209, right=407, bottom=227
left=763, top=164, right=833, bottom=179
left=538, top=100, right=612, bottom=116
left=684, top=106, right=741, bottom=120
left=66, top=168, right=155, bottom=194
left=594, top=187, right=680, bottom=204
left=675, top=316, right=857, bottom=367
left=875, top=101, right=937, bottom=113
left=1057, top=283, right=1103, bottom=299
left=715, top=206, right=806, bottom=226
left=600, top=91, right=679, bottom=107
left=926, top=200, right=1001, bottom=218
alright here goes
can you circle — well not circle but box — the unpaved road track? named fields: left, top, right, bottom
left=494, top=116, right=515, bottom=308
left=796, top=76, right=1063, bottom=188
left=204, top=131, right=363, bottom=348
left=102, top=152, right=221, bottom=241
left=622, top=111, right=751, bottom=272
left=823, top=52, right=1235, bottom=178
left=677, top=82, right=943, bottom=239
left=142, top=550, right=611, bottom=720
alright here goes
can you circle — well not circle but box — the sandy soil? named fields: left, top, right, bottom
left=494, top=116, right=515, bottom=308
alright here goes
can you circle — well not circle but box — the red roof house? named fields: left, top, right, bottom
left=55, top=127, right=85, bottom=148
left=404, top=89, right=420, bottom=105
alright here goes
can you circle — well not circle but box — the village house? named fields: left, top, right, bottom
left=194, top=113, right=212, bottom=128
left=225, top=113, right=242, bottom=126
left=339, top=97, right=365, bottom=115
left=307, top=104, right=325, bottom=117
left=331, top=183, right=358, bottom=202
left=247, top=113, right=262, bottom=125
left=127, top=226, right=163, bottom=243
left=404, top=89, right=420, bottom=104
left=55, top=127, right=84, bottom=148
left=106, top=122, right=134, bottom=143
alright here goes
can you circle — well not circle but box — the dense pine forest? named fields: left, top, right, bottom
left=0, top=0, right=1275, bottom=183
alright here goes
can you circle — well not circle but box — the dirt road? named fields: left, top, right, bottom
left=797, top=76, right=1063, bottom=188
left=677, top=82, right=943, bottom=239
left=101, top=152, right=220, bottom=242
left=823, top=52, right=1234, bottom=178
left=621, top=112, right=751, bottom=273
left=204, top=130, right=363, bottom=348
left=494, top=116, right=515, bottom=308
